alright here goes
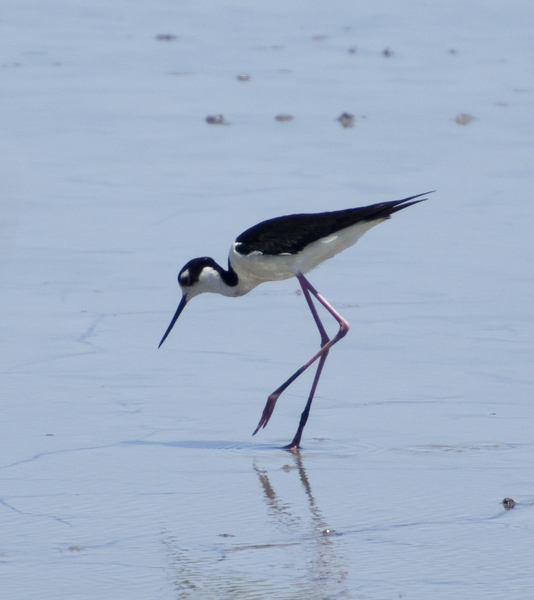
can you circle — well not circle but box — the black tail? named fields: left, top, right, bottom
left=363, top=191, right=434, bottom=221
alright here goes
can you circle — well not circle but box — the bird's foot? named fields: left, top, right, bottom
left=252, top=392, right=280, bottom=435
left=282, top=442, right=301, bottom=453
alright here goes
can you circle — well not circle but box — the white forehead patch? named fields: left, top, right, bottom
left=179, top=269, right=190, bottom=282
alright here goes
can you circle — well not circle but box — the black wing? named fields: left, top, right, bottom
left=234, top=192, right=431, bottom=256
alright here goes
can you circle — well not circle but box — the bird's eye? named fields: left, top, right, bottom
left=179, top=269, right=191, bottom=286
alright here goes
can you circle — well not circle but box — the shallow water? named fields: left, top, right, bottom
left=2, top=0, right=534, bottom=598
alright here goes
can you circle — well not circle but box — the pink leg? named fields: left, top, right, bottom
left=284, top=350, right=329, bottom=451
left=253, top=273, right=350, bottom=444
left=299, top=274, right=330, bottom=347
left=283, top=279, right=330, bottom=450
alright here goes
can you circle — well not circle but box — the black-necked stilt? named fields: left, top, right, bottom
left=159, top=192, right=431, bottom=450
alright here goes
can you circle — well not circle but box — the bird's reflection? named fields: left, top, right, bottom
left=161, top=451, right=348, bottom=599
left=252, top=451, right=348, bottom=598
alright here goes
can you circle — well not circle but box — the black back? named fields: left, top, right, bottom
left=235, top=193, right=430, bottom=256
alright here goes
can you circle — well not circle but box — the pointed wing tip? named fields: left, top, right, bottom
left=418, top=190, right=436, bottom=200
left=401, top=190, right=435, bottom=204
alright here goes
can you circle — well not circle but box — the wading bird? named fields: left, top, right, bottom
left=159, top=193, right=430, bottom=449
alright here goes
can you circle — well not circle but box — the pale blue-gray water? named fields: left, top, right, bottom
left=1, top=1, right=533, bottom=598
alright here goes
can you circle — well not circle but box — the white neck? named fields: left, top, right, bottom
left=188, top=265, right=260, bottom=299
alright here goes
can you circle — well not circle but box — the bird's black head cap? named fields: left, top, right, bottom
left=178, top=257, right=220, bottom=288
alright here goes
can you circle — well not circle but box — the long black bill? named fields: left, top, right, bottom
left=158, top=295, right=188, bottom=348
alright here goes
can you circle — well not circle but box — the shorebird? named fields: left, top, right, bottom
left=159, top=192, right=430, bottom=449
